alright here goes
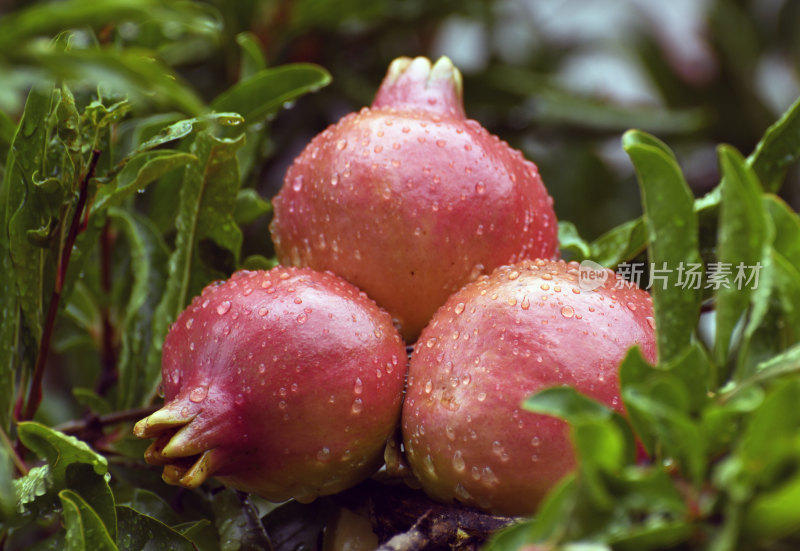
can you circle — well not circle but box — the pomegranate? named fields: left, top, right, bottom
left=134, top=267, right=406, bottom=503
left=269, top=56, right=558, bottom=341
left=402, top=259, right=656, bottom=516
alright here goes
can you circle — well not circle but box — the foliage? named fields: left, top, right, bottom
left=0, top=0, right=799, bottom=550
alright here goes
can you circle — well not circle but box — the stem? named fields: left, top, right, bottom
left=54, top=405, right=158, bottom=436
left=96, top=218, right=117, bottom=396
left=0, top=424, right=28, bottom=476
left=21, top=149, right=101, bottom=422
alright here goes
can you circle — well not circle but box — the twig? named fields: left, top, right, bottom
left=96, top=218, right=118, bottom=396
left=21, top=149, right=101, bottom=422
left=53, top=405, right=159, bottom=436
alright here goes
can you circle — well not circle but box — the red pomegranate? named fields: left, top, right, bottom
left=402, top=259, right=656, bottom=515
left=270, top=56, right=558, bottom=341
left=134, top=267, right=406, bottom=503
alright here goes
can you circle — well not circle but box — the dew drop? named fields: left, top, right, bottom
left=258, top=307, right=268, bottom=317
left=317, top=447, right=331, bottom=462
left=185, top=318, right=194, bottom=329
left=189, top=387, right=207, bottom=402
left=297, top=313, right=307, bottom=324
left=454, top=302, right=465, bottom=315
left=475, top=182, right=485, bottom=194
left=351, top=398, right=364, bottom=415
left=292, top=175, right=304, bottom=192
left=521, top=296, right=530, bottom=310
left=217, top=301, right=232, bottom=315
left=354, top=377, right=363, bottom=395
left=452, top=451, right=466, bottom=472
left=436, top=140, right=446, bottom=147
left=424, top=380, right=433, bottom=394
left=336, top=139, right=347, bottom=150
left=627, top=302, right=637, bottom=311
left=561, top=306, right=575, bottom=318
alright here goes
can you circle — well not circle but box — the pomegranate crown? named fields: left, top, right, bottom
left=371, top=56, right=466, bottom=119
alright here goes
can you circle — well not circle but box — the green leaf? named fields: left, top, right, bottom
left=523, top=386, right=614, bottom=424
left=4, top=83, right=58, bottom=346
left=747, top=95, right=800, bottom=193
left=0, top=439, right=16, bottom=519
left=16, top=422, right=108, bottom=487
left=59, top=489, right=117, bottom=551
left=589, top=219, right=647, bottom=268
left=211, top=64, right=332, bottom=124
left=558, top=220, right=591, bottom=260
left=64, top=463, right=117, bottom=542
left=115, top=506, right=197, bottom=551
left=714, top=145, right=772, bottom=369
left=135, top=114, right=244, bottom=153
left=765, top=194, right=800, bottom=273
left=622, top=130, right=703, bottom=363
left=240, top=254, right=277, bottom=271
left=21, top=46, right=205, bottom=116
left=212, top=489, right=272, bottom=551
left=743, top=472, right=800, bottom=543
left=234, top=188, right=272, bottom=226
left=236, top=32, right=266, bottom=81
left=92, top=150, right=197, bottom=214
left=72, top=387, right=112, bottom=415
left=0, top=0, right=219, bottom=52
left=146, top=130, right=245, bottom=397
left=108, top=208, right=170, bottom=408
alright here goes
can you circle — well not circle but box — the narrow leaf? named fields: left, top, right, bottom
left=59, top=489, right=117, bottom=551
left=747, top=95, right=800, bottom=193
left=211, top=64, right=332, bottom=124
left=146, top=131, right=244, bottom=400
left=623, top=130, right=703, bottom=363
left=714, top=145, right=772, bottom=368
left=110, top=208, right=170, bottom=408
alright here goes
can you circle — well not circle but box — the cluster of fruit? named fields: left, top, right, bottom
left=134, top=56, right=656, bottom=516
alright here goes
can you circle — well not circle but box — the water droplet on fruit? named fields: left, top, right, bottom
left=217, top=301, right=232, bottom=315
left=258, top=307, right=268, bottom=317
left=426, top=338, right=437, bottom=348
left=331, top=174, right=339, bottom=186
left=647, top=316, right=656, bottom=329
left=627, top=302, right=637, bottom=311
left=454, top=483, right=472, bottom=501
left=452, top=451, right=466, bottom=472
left=446, top=425, right=456, bottom=441
left=508, top=270, right=520, bottom=280
left=475, top=182, right=485, bottom=194
left=482, top=466, right=499, bottom=486
left=424, top=380, right=433, bottom=394
left=351, top=398, right=363, bottom=415
left=234, top=393, right=245, bottom=406
left=189, top=387, right=207, bottom=402
left=561, top=306, right=575, bottom=318
left=296, top=313, right=307, bottom=324
left=531, top=436, right=540, bottom=447
left=477, top=392, right=487, bottom=402
left=354, top=378, right=363, bottom=395
left=317, top=447, right=331, bottom=462
left=185, top=318, right=194, bottom=329
left=292, top=175, right=304, bottom=192
left=336, top=139, right=347, bottom=150
left=454, top=302, right=465, bottom=315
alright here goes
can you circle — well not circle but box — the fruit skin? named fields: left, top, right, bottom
left=402, top=259, right=656, bottom=516
left=269, top=56, right=558, bottom=341
left=134, top=267, right=406, bottom=503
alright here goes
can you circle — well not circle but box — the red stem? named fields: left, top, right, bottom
left=21, top=149, right=101, bottom=422
left=96, top=218, right=118, bottom=396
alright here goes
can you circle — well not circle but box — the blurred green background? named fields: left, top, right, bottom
left=3, top=0, right=800, bottom=245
